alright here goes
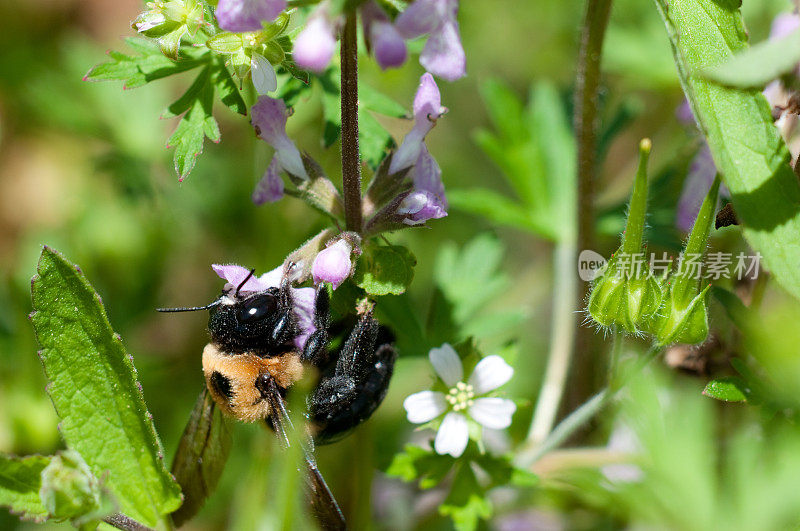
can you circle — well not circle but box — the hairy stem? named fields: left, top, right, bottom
left=527, top=238, right=577, bottom=445
left=568, top=0, right=614, bottom=411
left=102, top=513, right=157, bottom=531
left=340, top=12, right=362, bottom=233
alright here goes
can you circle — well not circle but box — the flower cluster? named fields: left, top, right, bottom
left=291, top=0, right=466, bottom=80
left=251, top=72, right=449, bottom=231
left=403, top=344, right=516, bottom=457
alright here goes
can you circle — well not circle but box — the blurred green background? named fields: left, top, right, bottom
left=3, top=0, right=800, bottom=529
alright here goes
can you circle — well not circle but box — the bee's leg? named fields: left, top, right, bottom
left=309, top=313, right=397, bottom=443
left=301, top=284, right=331, bottom=366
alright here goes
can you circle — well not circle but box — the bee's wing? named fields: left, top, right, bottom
left=264, top=381, right=347, bottom=531
left=170, top=388, right=233, bottom=527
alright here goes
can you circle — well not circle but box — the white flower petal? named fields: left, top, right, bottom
left=251, top=52, right=277, bottom=94
left=428, top=343, right=463, bottom=387
left=434, top=412, right=469, bottom=457
left=403, top=391, right=447, bottom=423
left=468, top=355, right=513, bottom=394
left=468, top=397, right=516, bottom=430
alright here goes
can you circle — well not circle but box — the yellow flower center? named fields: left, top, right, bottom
left=445, top=381, right=474, bottom=412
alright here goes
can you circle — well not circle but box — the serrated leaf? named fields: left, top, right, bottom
left=358, top=83, right=409, bottom=118
left=354, top=245, right=416, bottom=296
left=0, top=454, right=50, bottom=522
left=166, top=80, right=218, bottom=180
left=439, top=463, right=492, bottom=531
left=447, top=188, right=549, bottom=236
left=385, top=445, right=453, bottom=487
left=703, top=29, right=800, bottom=88
left=84, top=37, right=206, bottom=89
left=30, top=247, right=182, bottom=527
left=654, top=0, right=800, bottom=300
left=39, top=450, right=116, bottom=526
left=162, top=66, right=210, bottom=119
left=702, top=377, right=749, bottom=402
left=211, top=59, right=247, bottom=116
left=171, top=389, right=232, bottom=527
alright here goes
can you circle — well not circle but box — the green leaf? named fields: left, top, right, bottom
left=354, top=245, right=416, bottom=296
left=654, top=0, right=800, bottom=300
left=84, top=37, right=206, bottom=89
left=358, top=83, right=409, bottom=118
left=439, top=463, right=492, bottom=531
left=703, top=29, right=800, bottom=88
left=358, top=108, right=394, bottom=169
left=166, top=78, right=219, bottom=180
left=0, top=453, right=50, bottom=522
left=30, top=247, right=182, bottom=527
left=171, top=389, right=233, bottom=527
left=162, top=66, right=210, bottom=119
left=447, top=188, right=548, bottom=236
left=385, top=445, right=454, bottom=488
left=210, top=59, right=247, bottom=116
left=319, top=69, right=342, bottom=148
left=702, top=377, right=749, bottom=402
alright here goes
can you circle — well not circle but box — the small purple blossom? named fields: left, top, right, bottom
left=311, top=239, right=353, bottom=289
left=676, top=144, right=718, bottom=232
left=389, top=73, right=446, bottom=174
left=293, top=15, right=337, bottom=72
left=215, top=0, right=286, bottom=33
left=362, top=2, right=407, bottom=70
left=212, top=264, right=316, bottom=349
left=411, top=144, right=447, bottom=208
left=395, top=0, right=465, bottom=81
left=397, top=190, right=447, bottom=225
left=251, top=96, right=308, bottom=182
left=252, top=157, right=285, bottom=204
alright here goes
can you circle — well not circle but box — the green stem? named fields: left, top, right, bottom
left=340, top=12, right=362, bottom=233
left=570, top=0, right=614, bottom=412
left=517, top=344, right=660, bottom=468
left=527, top=239, right=577, bottom=445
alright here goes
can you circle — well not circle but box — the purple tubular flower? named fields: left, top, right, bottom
left=395, top=0, right=465, bottom=81
left=251, top=96, right=309, bottom=180
left=397, top=190, right=447, bottom=225
left=252, top=157, right=285, bottom=204
left=212, top=264, right=316, bottom=349
left=293, top=16, right=337, bottom=72
left=412, top=144, right=447, bottom=207
left=362, top=1, right=407, bottom=69
left=389, top=73, right=446, bottom=174
left=676, top=144, right=732, bottom=232
left=216, top=0, right=287, bottom=33
left=311, top=239, right=353, bottom=289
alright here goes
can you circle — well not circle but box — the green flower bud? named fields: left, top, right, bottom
left=649, top=175, right=721, bottom=345
left=39, top=451, right=114, bottom=524
left=588, top=139, right=663, bottom=333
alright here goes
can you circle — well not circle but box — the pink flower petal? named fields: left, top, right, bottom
left=311, top=240, right=353, bottom=289
left=212, top=264, right=274, bottom=292
left=420, top=19, right=466, bottom=81
left=216, top=0, right=286, bottom=33
left=252, top=156, right=285, bottom=204
left=251, top=96, right=309, bottom=179
left=293, top=16, right=337, bottom=72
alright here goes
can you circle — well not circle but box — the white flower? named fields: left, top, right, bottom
left=403, top=343, right=516, bottom=458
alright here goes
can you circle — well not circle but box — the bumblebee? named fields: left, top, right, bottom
left=160, top=268, right=396, bottom=528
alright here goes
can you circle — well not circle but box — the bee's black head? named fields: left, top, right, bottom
left=208, top=288, right=298, bottom=355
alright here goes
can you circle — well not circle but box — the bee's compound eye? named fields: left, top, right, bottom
left=239, top=294, right=278, bottom=323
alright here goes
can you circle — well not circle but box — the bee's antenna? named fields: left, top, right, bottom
left=156, top=299, right=222, bottom=313
left=235, top=268, right=256, bottom=297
